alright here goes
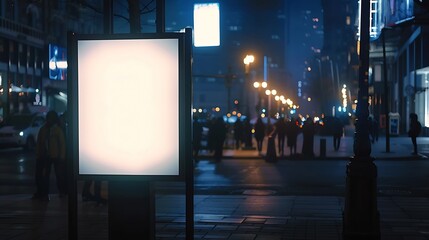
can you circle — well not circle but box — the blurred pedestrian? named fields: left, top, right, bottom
left=193, top=116, right=203, bottom=161
left=207, top=118, right=217, bottom=153
left=301, top=117, right=315, bottom=158
left=212, top=117, right=227, bottom=161
left=58, top=111, right=69, bottom=194
left=32, top=110, right=66, bottom=201
left=286, top=118, right=299, bottom=156
left=253, top=117, right=266, bottom=155
left=233, top=118, right=243, bottom=149
left=275, top=117, right=287, bottom=156
left=242, top=118, right=253, bottom=148
left=332, top=116, right=344, bottom=151
left=408, top=113, right=422, bottom=155
left=369, top=115, right=379, bottom=143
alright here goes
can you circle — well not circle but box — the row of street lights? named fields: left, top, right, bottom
left=244, top=54, right=297, bottom=121
left=253, top=80, right=296, bottom=119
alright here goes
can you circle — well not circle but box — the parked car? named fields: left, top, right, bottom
left=0, top=113, right=45, bottom=150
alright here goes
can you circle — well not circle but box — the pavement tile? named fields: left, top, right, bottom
left=203, top=233, right=231, bottom=239
left=220, top=217, right=246, bottom=224
left=265, top=218, right=287, bottom=225
left=228, top=233, right=257, bottom=239
left=243, top=217, right=267, bottom=224
left=237, top=225, right=262, bottom=232
left=259, top=226, right=285, bottom=233
left=255, top=234, right=283, bottom=240
left=164, top=223, right=186, bottom=230
left=213, top=225, right=238, bottom=231
left=195, top=224, right=216, bottom=230
left=173, top=217, right=186, bottom=223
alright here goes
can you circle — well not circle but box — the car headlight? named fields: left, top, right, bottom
left=19, top=131, right=24, bottom=137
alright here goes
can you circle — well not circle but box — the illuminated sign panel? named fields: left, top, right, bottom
left=49, top=44, right=67, bottom=80
left=70, top=33, right=188, bottom=179
left=193, top=3, right=220, bottom=47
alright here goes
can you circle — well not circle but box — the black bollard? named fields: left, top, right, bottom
left=320, top=138, right=326, bottom=159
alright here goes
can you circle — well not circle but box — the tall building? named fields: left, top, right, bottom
left=0, top=0, right=288, bottom=122
left=165, top=0, right=287, bottom=120
left=307, top=0, right=359, bottom=116
left=284, top=1, right=324, bottom=116
left=0, top=1, right=102, bottom=119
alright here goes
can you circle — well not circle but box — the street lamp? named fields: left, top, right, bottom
left=275, top=95, right=280, bottom=116
left=243, top=55, right=255, bottom=71
left=343, top=0, right=380, bottom=239
left=265, top=88, right=276, bottom=124
left=243, top=55, right=255, bottom=149
left=244, top=54, right=255, bottom=118
left=253, top=81, right=267, bottom=115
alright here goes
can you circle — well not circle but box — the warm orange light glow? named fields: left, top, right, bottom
left=253, top=82, right=260, bottom=88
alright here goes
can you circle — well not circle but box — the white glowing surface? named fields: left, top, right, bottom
left=77, top=39, right=179, bottom=175
left=193, top=3, right=220, bottom=47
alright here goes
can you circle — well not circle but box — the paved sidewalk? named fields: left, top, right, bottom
left=199, top=134, right=429, bottom=160
left=1, top=132, right=429, bottom=239
left=1, top=193, right=429, bottom=239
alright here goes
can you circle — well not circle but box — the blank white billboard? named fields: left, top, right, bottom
left=193, top=3, right=220, bottom=47
left=77, top=38, right=179, bottom=176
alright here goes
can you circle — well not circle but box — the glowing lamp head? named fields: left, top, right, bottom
left=253, top=82, right=260, bottom=88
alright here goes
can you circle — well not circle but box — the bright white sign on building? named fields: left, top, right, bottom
left=193, top=3, right=220, bottom=47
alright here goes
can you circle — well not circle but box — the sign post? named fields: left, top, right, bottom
left=69, top=31, right=191, bottom=239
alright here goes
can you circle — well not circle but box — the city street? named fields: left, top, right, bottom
left=1, top=136, right=429, bottom=239
left=1, top=143, right=429, bottom=198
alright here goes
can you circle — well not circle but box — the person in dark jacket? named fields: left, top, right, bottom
left=301, top=117, right=315, bottom=158
left=253, top=117, right=266, bottom=154
left=233, top=118, right=243, bottom=149
left=206, top=118, right=217, bottom=153
left=408, top=113, right=422, bottom=155
left=275, top=117, right=287, bottom=156
left=369, top=115, right=379, bottom=144
left=286, top=118, right=299, bottom=156
left=242, top=118, right=253, bottom=148
left=212, top=117, right=227, bottom=161
left=332, top=117, right=344, bottom=151
left=32, top=110, right=66, bottom=201
left=193, top=116, right=203, bottom=161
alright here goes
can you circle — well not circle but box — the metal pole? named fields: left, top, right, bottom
left=128, top=0, right=141, bottom=33
left=382, top=29, right=390, bottom=152
left=156, top=0, right=165, bottom=33
left=67, top=31, right=78, bottom=240
left=185, top=27, right=194, bottom=240
left=104, top=0, right=113, bottom=34
left=343, top=0, right=380, bottom=238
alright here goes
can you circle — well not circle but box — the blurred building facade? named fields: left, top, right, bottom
left=306, top=0, right=360, bottom=118
left=0, top=1, right=102, bottom=119
left=369, top=0, right=429, bottom=135
left=0, top=0, right=360, bottom=123
left=0, top=0, right=288, bottom=122
left=284, top=1, right=324, bottom=117
left=186, top=1, right=287, bottom=121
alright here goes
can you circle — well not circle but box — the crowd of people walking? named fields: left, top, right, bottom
left=192, top=115, right=350, bottom=161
